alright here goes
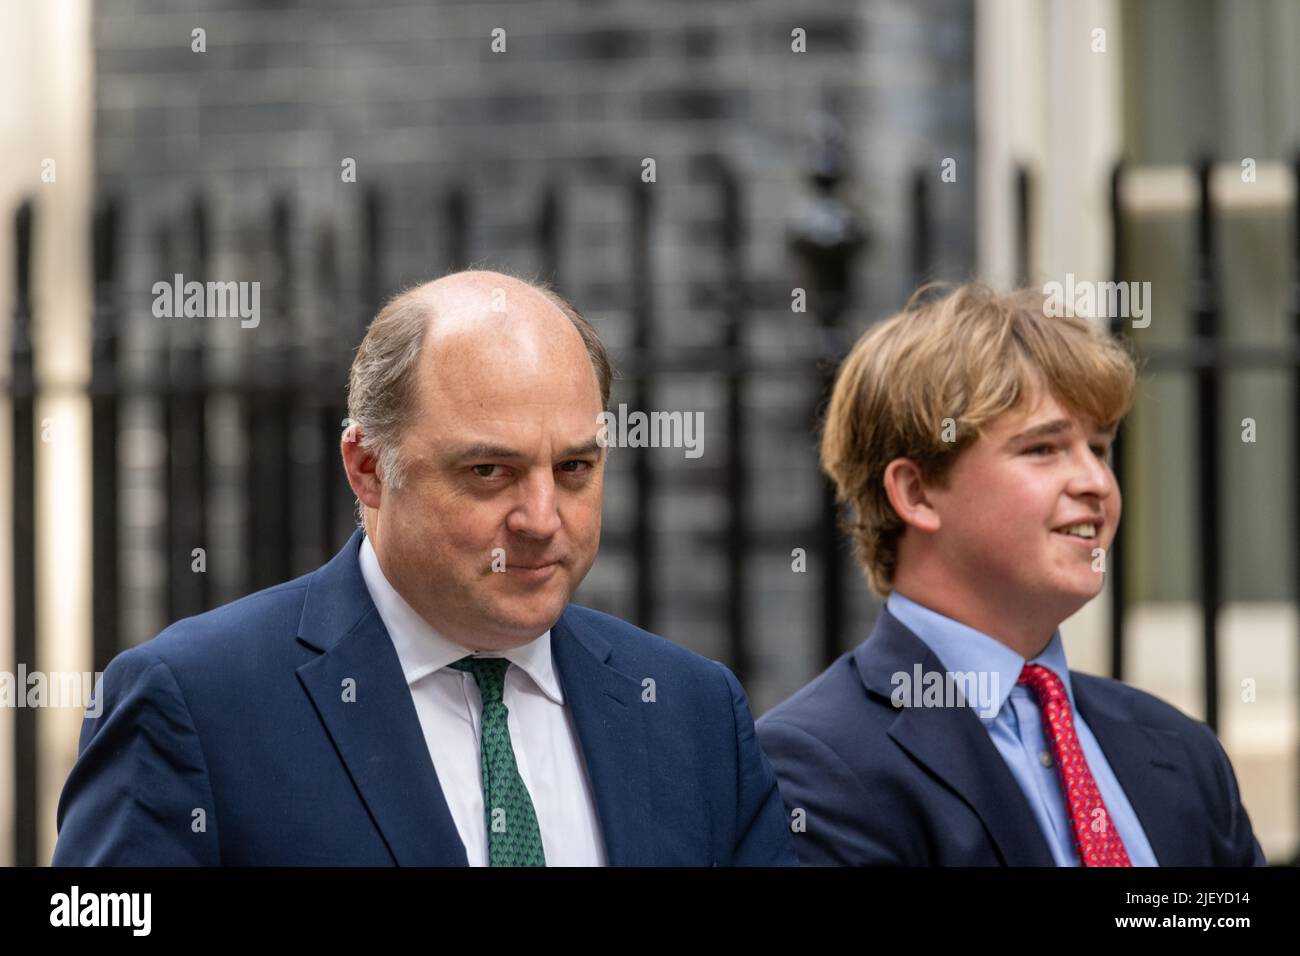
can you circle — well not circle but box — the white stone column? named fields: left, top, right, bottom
left=0, top=0, right=95, bottom=866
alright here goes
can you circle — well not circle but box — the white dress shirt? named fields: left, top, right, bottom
left=358, top=534, right=607, bottom=866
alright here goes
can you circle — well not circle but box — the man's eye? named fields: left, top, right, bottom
left=1026, top=444, right=1054, bottom=455
left=471, top=464, right=501, bottom=478
left=559, top=460, right=591, bottom=474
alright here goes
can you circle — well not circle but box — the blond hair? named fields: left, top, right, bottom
left=820, top=282, right=1138, bottom=595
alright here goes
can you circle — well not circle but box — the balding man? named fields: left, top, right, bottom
left=52, top=270, right=796, bottom=867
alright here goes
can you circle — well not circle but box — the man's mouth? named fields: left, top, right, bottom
left=1052, top=522, right=1098, bottom=541
left=499, top=554, right=564, bottom=571
left=505, top=561, right=561, bottom=584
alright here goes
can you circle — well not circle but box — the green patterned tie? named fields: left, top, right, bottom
left=449, top=656, right=546, bottom=867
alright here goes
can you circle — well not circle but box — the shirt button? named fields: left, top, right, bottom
left=1039, top=751, right=1054, bottom=768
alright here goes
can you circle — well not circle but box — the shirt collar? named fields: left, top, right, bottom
left=884, top=591, right=1074, bottom=724
left=357, top=533, right=564, bottom=704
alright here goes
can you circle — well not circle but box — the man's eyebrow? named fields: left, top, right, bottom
left=1005, top=419, right=1073, bottom=445
left=449, top=442, right=525, bottom=463
left=447, top=438, right=604, bottom=463
left=558, top=437, right=604, bottom=459
left=1005, top=418, right=1119, bottom=446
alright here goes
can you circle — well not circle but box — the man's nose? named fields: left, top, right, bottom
left=1067, top=442, right=1113, bottom=499
left=506, top=469, right=562, bottom=539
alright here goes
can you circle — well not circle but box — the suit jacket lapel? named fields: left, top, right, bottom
left=855, top=609, right=1056, bottom=866
left=551, top=609, right=654, bottom=865
left=1072, top=679, right=1194, bottom=865
left=295, top=529, right=467, bottom=866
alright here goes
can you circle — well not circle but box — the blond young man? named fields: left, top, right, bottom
left=757, top=283, right=1265, bottom=866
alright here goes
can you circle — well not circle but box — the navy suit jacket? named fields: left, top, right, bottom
left=53, top=529, right=796, bottom=866
left=756, top=608, right=1266, bottom=866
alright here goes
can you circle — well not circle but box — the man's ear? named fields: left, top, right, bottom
left=882, top=458, right=942, bottom=534
left=341, top=425, right=383, bottom=510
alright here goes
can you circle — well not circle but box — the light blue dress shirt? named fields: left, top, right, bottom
left=885, top=591, right=1157, bottom=866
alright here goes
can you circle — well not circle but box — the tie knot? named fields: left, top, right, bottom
left=449, top=656, right=511, bottom=702
left=1018, top=663, right=1067, bottom=705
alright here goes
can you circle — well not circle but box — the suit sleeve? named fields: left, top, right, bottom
left=1198, top=722, right=1267, bottom=866
left=757, top=717, right=906, bottom=865
left=52, top=647, right=221, bottom=866
left=713, top=663, right=798, bottom=866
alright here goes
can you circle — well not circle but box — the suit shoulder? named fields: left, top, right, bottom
left=562, top=604, right=732, bottom=681
left=128, top=573, right=313, bottom=671
left=1072, top=670, right=1219, bottom=742
left=756, top=651, right=866, bottom=738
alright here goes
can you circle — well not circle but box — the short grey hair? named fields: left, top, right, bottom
left=346, top=274, right=613, bottom=528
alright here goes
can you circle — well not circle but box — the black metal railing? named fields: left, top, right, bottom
left=6, top=154, right=1299, bottom=865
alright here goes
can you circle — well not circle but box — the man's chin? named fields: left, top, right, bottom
left=472, top=564, right=586, bottom=643
left=1050, top=575, right=1104, bottom=615
left=1081, top=564, right=1108, bottom=596
left=481, top=599, right=569, bottom=644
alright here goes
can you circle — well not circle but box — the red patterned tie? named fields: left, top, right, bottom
left=1018, top=663, right=1131, bottom=867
